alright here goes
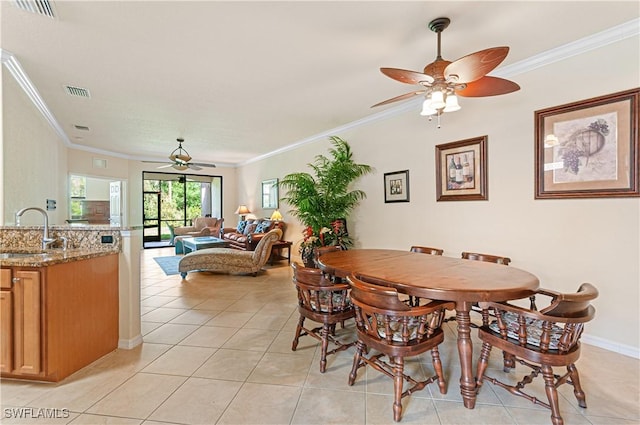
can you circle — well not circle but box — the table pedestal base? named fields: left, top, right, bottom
left=456, top=302, right=477, bottom=409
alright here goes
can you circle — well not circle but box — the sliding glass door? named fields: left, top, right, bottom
left=142, top=172, right=223, bottom=247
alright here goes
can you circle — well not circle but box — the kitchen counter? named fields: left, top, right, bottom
left=0, top=247, right=120, bottom=268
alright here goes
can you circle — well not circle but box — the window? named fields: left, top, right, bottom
left=69, top=175, right=86, bottom=218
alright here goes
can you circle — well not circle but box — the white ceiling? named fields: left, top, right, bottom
left=2, top=1, right=638, bottom=167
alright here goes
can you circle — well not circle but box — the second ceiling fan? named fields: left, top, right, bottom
left=145, top=138, right=216, bottom=171
left=373, top=17, right=520, bottom=126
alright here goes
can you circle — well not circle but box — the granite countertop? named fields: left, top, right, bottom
left=0, top=248, right=119, bottom=267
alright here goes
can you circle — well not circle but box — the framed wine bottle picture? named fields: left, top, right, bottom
left=384, top=170, right=410, bottom=203
left=435, top=136, right=488, bottom=201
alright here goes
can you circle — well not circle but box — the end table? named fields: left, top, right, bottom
left=269, top=240, right=292, bottom=265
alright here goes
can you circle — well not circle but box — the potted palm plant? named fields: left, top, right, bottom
left=279, top=136, right=373, bottom=267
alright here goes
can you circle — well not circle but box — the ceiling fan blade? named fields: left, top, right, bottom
left=380, top=68, right=434, bottom=85
left=372, top=90, right=426, bottom=108
left=187, top=164, right=202, bottom=171
left=455, top=76, right=520, bottom=97
left=190, top=162, right=217, bottom=168
left=444, top=47, right=509, bottom=84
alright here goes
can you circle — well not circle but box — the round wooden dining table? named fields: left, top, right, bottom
left=317, top=248, right=540, bottom=409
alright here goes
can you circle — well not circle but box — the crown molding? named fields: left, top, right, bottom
left=1, top=49, right=72, bottom=147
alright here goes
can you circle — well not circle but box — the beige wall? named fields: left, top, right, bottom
left=2, top=70, right=68, bottom=225
left=239, top=36, right=640, bottom=356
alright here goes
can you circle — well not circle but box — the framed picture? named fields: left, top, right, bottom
left=435, top=136, right=488, bottom=201
left=262, top=178, right=279, bottom=209
left=535, top=88, right=639, bottom=199
left=384, top=170, right=410, bottom=203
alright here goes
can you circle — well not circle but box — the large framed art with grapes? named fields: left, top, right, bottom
left=535, top=88, right=639, bottom=199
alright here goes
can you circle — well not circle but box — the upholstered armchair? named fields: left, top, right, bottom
left=174, top=217, right=224, bottom=238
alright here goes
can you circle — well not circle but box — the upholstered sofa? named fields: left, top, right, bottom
left=178, top=228, right=282, bottom=278
left=221, top=219, right=285, bottom=251
left=173, top=217, right=224, bottom=238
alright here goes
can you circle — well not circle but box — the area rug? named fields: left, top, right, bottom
left=153, top=256, right=182, bottom=276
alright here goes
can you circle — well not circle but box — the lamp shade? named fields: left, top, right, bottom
left=420, top=99, right=437, bottom=116
left=429, top=91, right=445, bottom=109
left=443, top=94, right=461, bottom=112
left=270, top=210, right=283, bottom=221
left=235, top=205, right=251, bottom=215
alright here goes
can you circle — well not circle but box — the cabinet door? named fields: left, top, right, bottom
left=0, top=269, right=13, bottom=373
left=13, top=270, right=41, bottom=375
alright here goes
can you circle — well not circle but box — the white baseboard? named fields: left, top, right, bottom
left=118, top=334, right=143, bottom=350
left=582, top=333, right=639, bottom=359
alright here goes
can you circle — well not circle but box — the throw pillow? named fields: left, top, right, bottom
left=244, top=223, right=258, bottom=235
left=255, top=220, right=272, bottom=233
left=236, top=221, right=247, bottom=234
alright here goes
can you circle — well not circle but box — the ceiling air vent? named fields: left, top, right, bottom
left=65, top=85, right=91, bottom=98
left=13, top=0, right=55, bottom=18
left=74, top=125, right=90, bottom=131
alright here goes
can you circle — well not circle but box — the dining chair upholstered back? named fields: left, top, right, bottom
left=347, top=274, right=454, bottom=422
left=476, top=283, right=598, bottom=425
left=290, top=262, right=356, bottom=373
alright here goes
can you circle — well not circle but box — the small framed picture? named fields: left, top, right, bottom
left=535, top=88, right=639, bottom=199
left=435, top=136, right=488, bottom=201
left=384, top=170, right=410, bottom=203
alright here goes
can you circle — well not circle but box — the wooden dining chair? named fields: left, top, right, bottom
left=315, top=245, right=345, bottom=281
left=461, top=251, right=511, bottom=265
left=405, top=246, right=444, bottom=306
left=347, top=274, right=454, bottom=422
left=410, top=245, right=444, bottom=255
left=476, top=283, right=598, bottom=425
left=460, top=251, right=512, bottom=321
left=291, top=262, right=356, bottom=373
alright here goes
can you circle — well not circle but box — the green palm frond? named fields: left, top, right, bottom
left=279, top=136, right=373, bottom=235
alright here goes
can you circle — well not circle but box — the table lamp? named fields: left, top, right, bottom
left=235, top=204, right=251, bottom=221
left=270, top=209, right=283, bottom=221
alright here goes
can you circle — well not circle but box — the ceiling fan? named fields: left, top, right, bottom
left=373, top=17, right=520, bottom=127
left=144, top=138, right=216, bottom=171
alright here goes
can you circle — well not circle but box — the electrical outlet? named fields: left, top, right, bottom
left=101, top=235, right=114, bottom=244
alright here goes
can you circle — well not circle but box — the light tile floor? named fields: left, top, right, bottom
left=1, top=247, right=638, bottom=424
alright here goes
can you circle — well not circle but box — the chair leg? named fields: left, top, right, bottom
left=567, top=363, right=587, bottom=408
left=392, top=356, right=404, bottom=422
left=319, top=324, right=330, bottom=373
left=431, top=347, right=447, bottom=394
left=476, top=342, right=492, bottom=389
left=503, top=351, right=516, bottom=372
left=542, top=364, right=564, bottom=425
left=291, top=316, right=304, bottom=351
left=349, top=341, right=365, bottom=386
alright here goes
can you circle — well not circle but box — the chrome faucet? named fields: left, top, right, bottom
left=15, top=207, right=55, bottom=249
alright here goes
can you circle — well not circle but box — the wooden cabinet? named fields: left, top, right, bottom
left=1, top=269, right=13, bottom=373
left=0, top=268, right=41, bottom=375
left=0, top=253, right=118, bottom=381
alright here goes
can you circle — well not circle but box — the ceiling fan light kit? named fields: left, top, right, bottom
left=169, top=138, right=192, bottom=163
left=142, top=138, right=217, bottom=170
left=374, top=17, right=520, bottom=128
